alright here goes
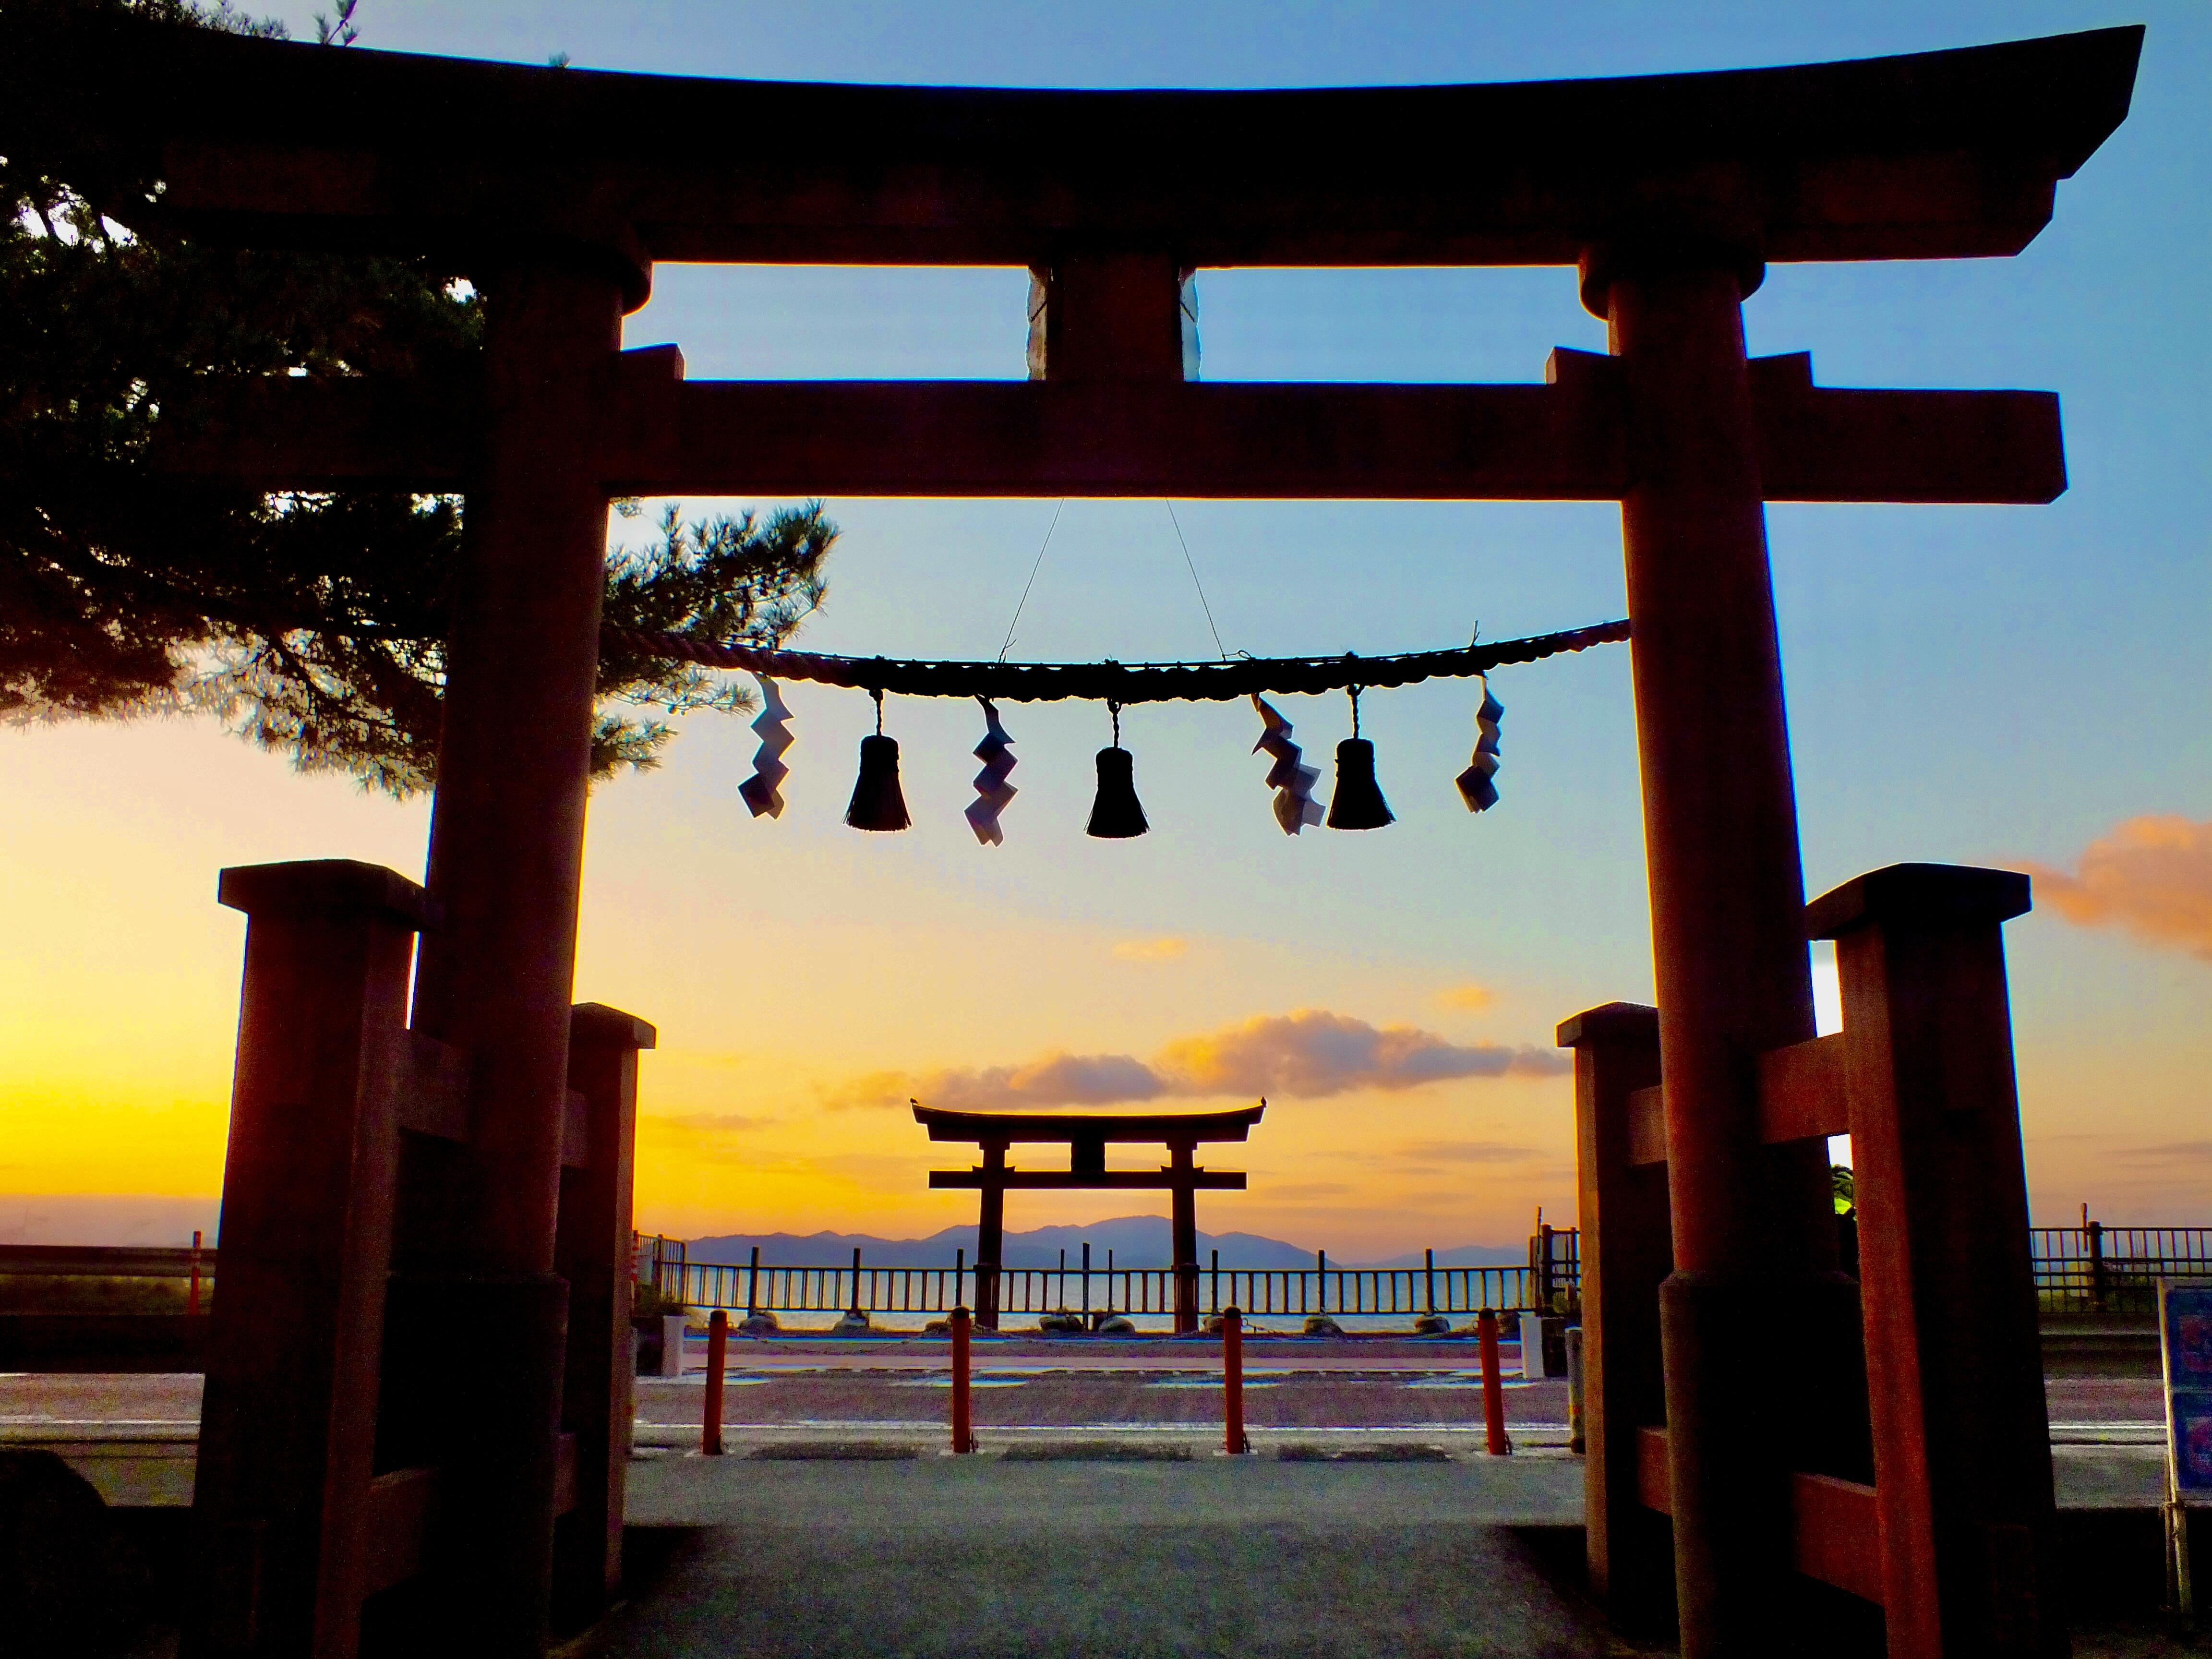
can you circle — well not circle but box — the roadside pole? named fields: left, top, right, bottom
left=701, top=1308, right=727, bottom=1456
left=951, top=1305, right=977, bottom=1454
left=1479, top=1310, right=1511, bottom=1455
left=1223, top=1306, right=1250, bottom=1455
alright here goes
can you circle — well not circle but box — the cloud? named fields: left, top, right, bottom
left=1155, top=1010, right=1568, bottom=1098
left=811, top=1152, right=927, bottom=1190
left=658, top=1112, right=772, bottom=1134
left=2114, top=1141, right=2212, bottom=1165
left=824, top=1054, right=1162, bottom=1113
left=635, top=1111, right=780, bottom=1167
left=1112, top=936, right=1190, bottom=962
left=2023, top=816, right=2212, bottom=961
left=926, top=1054, right=1166, bottom=1112
left=832, top=1008, right=1568, bottom=1111
left=1432, top=983, right=1497, bottom=1013
left=1394, top=1140, right=1552, bottom=1166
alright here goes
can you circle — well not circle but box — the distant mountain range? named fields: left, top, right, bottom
left=681, top=1215, right=1527, bottom=1271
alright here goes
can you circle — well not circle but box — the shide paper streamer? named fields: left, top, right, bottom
left=965, top=698, right=1019, bottom=846
left=737, top=674, right=794, bottom=818
left=1250, top=695, right=1323, bottom=835
left=1455, top=676, right=1504, bottom=813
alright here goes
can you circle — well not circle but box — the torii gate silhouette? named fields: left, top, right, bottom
left=914, top=1101, right=1265, bottom=1334
left=0, top=12, right=2140, bottom=1658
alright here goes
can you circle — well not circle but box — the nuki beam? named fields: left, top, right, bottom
left=148, top=346, right=2066, bottom=505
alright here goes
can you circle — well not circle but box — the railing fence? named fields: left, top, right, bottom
left=640, top=1238, right=1575, bottom=1321
left=2030, top=1225, right=2212, bottom=1315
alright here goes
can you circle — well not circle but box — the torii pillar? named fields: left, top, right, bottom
left=1589, top=245, right=1855, bottom=1655
left=402, top=251, right=635, bottom=1657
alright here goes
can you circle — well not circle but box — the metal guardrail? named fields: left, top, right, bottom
left=11, top=1225, right=2204, bottom=1320
left=648, top=1247, right=1557, bottom=1321
left=0, top=1244, right=215, bottom=1277
left=2031, top=1226, right=2212, bottom=1315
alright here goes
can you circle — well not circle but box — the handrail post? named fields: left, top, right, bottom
left=188, top=1229, right=203, bottom=1318
left=701, top=1308, right=728, bottom=1455
left=747, top=1245, right=759, bottom=1315
left=2089, top=1218, right=2108, bottom=1315
left=1223, top=1306, right=1250, bottom=1454
left=950, top=1305, right=977, bottom=1453
left=1425, top=1248, right=1436, bottom=1317
left=1478, top=1308, right=1511, bottom=1455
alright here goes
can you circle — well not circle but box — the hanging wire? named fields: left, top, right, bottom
left=1347, top=685, right=1364, bottom=738
left=1164, top=500, right=1229, bottom=661
left=871, top=686, right=884, bottom=734
left=1109, top=698, right=1123, bottom=746
left=998, top=499, right=1066, bottom=661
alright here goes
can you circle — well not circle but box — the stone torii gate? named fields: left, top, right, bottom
left=914, top=1102, right=1264, bottom=1333
left=0, top=12, right=2142, bottom=1659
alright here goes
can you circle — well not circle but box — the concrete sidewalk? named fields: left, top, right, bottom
left=584, top=1458, right=1606, bottom=1659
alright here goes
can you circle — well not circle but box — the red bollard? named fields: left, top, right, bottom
left=950, top=1304, right=977, bottom=1453
left=1223, top=1305, right=1250, bottom=1455
left=1478, top=1309, right=1511, bottom=1456
left=701, top=1308, right=727, bottom=1455
left=188, top=1229, right=202, bottom=1318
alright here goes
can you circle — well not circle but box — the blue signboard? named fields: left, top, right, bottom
left=2160, top=1281, right=2212, bottom=1496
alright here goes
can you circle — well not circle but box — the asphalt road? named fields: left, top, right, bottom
left=0, top=1360, right=2164, bottom=1439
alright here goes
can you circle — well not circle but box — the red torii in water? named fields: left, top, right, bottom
left=913, top=1101, right=1265, bottom=1334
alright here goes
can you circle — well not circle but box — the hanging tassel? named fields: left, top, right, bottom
left=1455, top=675, right=1504, bottom=812
left=1086, top=701, right=1149, bottom=839
left=1325, top=687, right=1395, bottom=830
left=1250, top=695, right=1322, bottom=835
left=737, top=674, right=794, bottom=819
left=845, top=689, right=911, bottom=832
left=964, top=698, right=1018, bottom=845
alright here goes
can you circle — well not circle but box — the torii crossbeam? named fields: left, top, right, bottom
left=0, top=11, right=2142, bottom=1657
left=914, top=1102, right=1265, bottom=1333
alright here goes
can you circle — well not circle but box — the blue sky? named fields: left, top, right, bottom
left=4, top=1, right=2205, bottom=1249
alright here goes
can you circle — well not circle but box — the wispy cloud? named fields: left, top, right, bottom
left=1263, top=1181, right=1357, bottom=1200
left=2114, top=1141, right=2212, bottom=1165
left=1112, top=936, right=1190, bottom=962
left=829, top=1008, right=1568, bottom=1112
left=1155, top=1010, right=1565, bottom=1097
left=657, top=1112, right=774, bottom=1134
left=2023, top=815, right=2212, bottom=961
left=635, top=1111, right=781, bottom=1167
left=1432, top=983, right=1497, bottom=1013
left=1394, top=1140, right=1551, bottom=1165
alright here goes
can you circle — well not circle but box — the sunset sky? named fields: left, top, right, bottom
left=4, top=0, right=2208, bottom=1255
